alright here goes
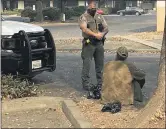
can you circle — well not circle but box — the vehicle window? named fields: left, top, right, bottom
left=1, top=17, right=5, bottom=21
left=131, top=7, right=136, bottom=10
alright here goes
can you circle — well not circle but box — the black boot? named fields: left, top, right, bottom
left=87, top=91, right=96, bottom=99
left=101, top=101, right=122, bottom=114
left=93, top=87, right=101, bottom=99
left=101, top=103, right=112, bottom=112
left=87, top=85, right=101, bottom=99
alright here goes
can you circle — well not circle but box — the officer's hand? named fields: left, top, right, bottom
left=95, top=32, right=103, bottom=40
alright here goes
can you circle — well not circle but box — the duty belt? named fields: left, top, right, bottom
left=84, top=38, right=102, bottom=45
left=84, top=37, right=106, bottom=45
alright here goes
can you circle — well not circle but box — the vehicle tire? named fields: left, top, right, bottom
left=136, top=12, right=140, bottom=16
left=120, top=12, right=124, bottom=16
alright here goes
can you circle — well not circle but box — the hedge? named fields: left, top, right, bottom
left=42, top=7, right=60, bottom=21
left=21, top=6, right=37, bottom=21
left=72, top=6, right=86, bottom=17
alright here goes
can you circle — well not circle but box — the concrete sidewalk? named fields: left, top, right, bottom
left=119, top=32, right=163, bottom=50
left=121, top=36, right=162, bottom=50
left=2, top=97, right=91, bottom=128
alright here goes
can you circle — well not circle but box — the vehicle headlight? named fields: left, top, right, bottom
left=1, top=38, right=19, bottom=50
left=1, top=35, right=12, bottom=38
left=30, top=40, right=47, bottom=48
left=30, top=40, right=38, bottom=48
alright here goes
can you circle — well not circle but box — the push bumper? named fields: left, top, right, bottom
left=1, top=29, right=56, bottom=78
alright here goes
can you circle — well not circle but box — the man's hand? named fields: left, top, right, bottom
left=94, top=32, right=103, bottom=40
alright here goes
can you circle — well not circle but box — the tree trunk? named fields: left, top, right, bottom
left=1, top=0, right=3, bottom=12
left=127, top=15, right=166, bottom=128
left=98, top=0, right=100, bottom=8
left=35, top=0, right=43, bottom=22
left=60, top=0, right=65, bottom=22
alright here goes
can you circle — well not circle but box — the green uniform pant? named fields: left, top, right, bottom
left=133, top=79, right=145, bottom=102
left=81, top=41, right=104, bottom=90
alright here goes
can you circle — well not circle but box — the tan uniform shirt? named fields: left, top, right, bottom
left=78, top=11, right=109, bottom=38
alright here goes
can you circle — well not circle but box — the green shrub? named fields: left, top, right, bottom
left=1, top=9, right=22, bottom=16
left=1, top=75, right=38, bottom=100
left=21, top=6, right=37, bottom=21
left=99, top=7, right=112, bottom=15
left=42, top=7, right=60, bottom=21
left=13, top=8, right=23, bottom=13
left=1, top=10, right=16, bottom=15
left=100, top=8, right=108, bottom=15
left=64, top=7, right=74, bottom=20
left=72, top=6, right=86, bottom=17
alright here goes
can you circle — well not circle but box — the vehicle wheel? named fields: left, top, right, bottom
left=136, top=12, right=140, bottom=16
left=120, top=12, right=124, bottom=16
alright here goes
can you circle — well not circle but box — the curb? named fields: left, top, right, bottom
left=62, top=99, right=92, bottom=128
left=54, top=38, right=82, bottom=41
left=2, top=97, right=64, bottom=112
left=2, top=97, right=92, bottom=128
left=2, top=14, right=19, bottom=17
left=53, top=36, right=161, bottom=52
left=56, top=49, right=160, bottom=53
left=121, top=36, right=162, bottom=50
left=32, top=23, right=78, bottom=26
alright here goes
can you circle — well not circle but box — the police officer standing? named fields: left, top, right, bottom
left=78, top=0, right=109, bottom=92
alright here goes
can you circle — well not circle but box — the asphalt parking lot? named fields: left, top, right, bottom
left=3, top=12, right=156, bottom=38
left=42, top=13, right=156, bottom=39
left=33, top=52, right=160, bottom=102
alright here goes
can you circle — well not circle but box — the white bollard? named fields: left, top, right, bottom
left=61, top=13, right=66, bottom=22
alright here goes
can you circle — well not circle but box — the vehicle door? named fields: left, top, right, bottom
left=125, top=7, right=132, bottom=15
left=130, top=7, right=137, bottom=15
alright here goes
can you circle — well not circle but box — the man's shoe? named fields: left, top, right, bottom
left=87, top=91, right=96, bottom=99
left=93, top=89, right=101, bottom=99
left=86, top=85, right=101, bottom=100
left=101, top=101, right=121, bottom=114
left=101, top=103, right=112, bottom=112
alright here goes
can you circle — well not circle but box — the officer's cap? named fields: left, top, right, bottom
left=117, top=47, right=128, bottom=58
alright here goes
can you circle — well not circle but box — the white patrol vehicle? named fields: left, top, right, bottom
left=1, top=17, right=56, bottom=78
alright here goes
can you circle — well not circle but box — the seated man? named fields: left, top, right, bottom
left=115, top=46, right=146, bottom=102
left=88, top=47, right=146, bottom=105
